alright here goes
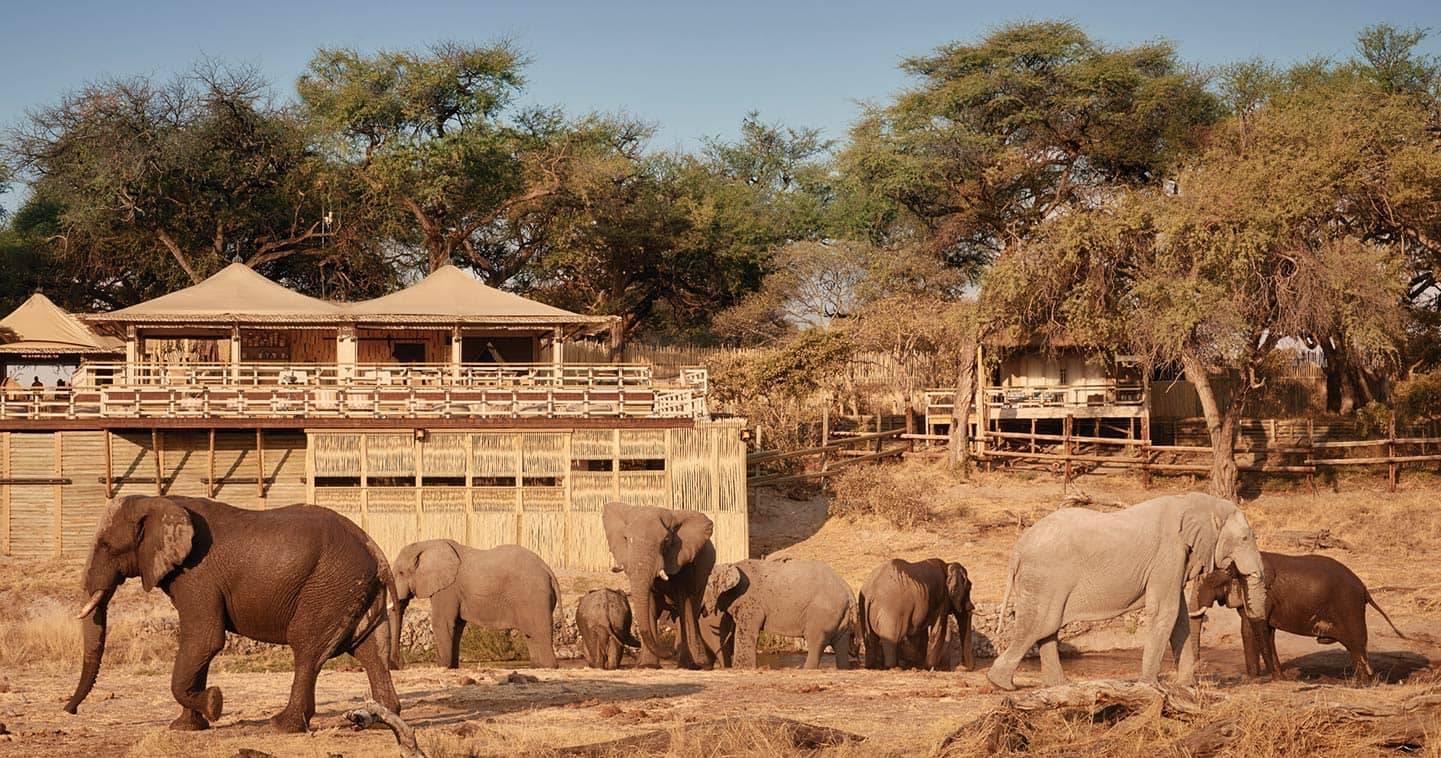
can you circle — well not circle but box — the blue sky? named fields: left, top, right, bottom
left=1, top=0, right=1438, bottom=210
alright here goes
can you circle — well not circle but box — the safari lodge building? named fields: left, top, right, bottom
left=0, top=264, right=745, bottom=567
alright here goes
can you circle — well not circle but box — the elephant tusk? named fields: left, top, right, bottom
left=76, top=590, right=106, bottom=620
left=657, top=570, right=670, bottom=581
left=1188, top=609, right=1207, bottom=620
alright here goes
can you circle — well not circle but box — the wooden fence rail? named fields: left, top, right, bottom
left=746, top=428, right=906, bottom=487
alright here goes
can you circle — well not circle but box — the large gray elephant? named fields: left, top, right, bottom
left=392, top=540, right=561, bottom=669
left=987, top=492, right=1267, bottom=690
left=602, top=501, right=715, bottom=669
left=703, top=558, right=856, bottom=669
left=64, top=495, right=398, bottom=733
left=576, top=589, right=642, bottom=669
left=859, top=558, right=975, bottom=671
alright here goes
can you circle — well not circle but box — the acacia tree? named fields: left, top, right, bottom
left=7, top=66, right=352, bottom=293
left=299, top=41, right=614, bottom=278
left=987, top=102, right=1409, bottom=499
left=839, top=20, right=1215, bottom=467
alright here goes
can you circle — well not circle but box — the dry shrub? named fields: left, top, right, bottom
left=0, top=606, right=175, bottom=670
left=829, top=459, right=964, bottom=529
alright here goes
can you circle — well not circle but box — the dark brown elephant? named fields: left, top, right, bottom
left=64, top=495, right=399, bottom=732
left=1193, top=551, right=1407, bottom=681
left=601, top=501, right=715, bottom=669
left=858, top=558, right=975, bottom=671
left=576, top=589, right=642, bottom=669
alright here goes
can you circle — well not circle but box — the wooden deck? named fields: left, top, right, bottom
left=0, top=362, right=709, bottom=426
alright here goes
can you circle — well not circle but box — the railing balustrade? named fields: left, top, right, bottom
left=1, top=361, right=709, bottom=421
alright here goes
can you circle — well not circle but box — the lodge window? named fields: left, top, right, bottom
left=619, top=459, right=665, bottom=471
left=392, top=343, right=425, bottom=363
left=522, top=476, right=562, bottom=487
left=571, top=459, right=614, bottom=472
left=473, top=476, right=518, bottom=487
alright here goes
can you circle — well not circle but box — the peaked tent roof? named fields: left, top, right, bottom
left=88, top=262, right=347, bottom=323
left=347, top=265, right=613, bottom=328
left=0, top=293, right=124, bottom=355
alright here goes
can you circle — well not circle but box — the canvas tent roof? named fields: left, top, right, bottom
left=88, top=262, right=347, bottom=323
left=0, top=293, right=124, bottom=355
left=346, top=265, right=613, bottom=329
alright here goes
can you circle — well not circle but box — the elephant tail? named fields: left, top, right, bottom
left=1366, top=591, right=1408, bottom=640
left=345, top=521, right=401, bottom=665
left=549, top=570, right=565, bottom=629
left=856, top=590, right=870, bottom=643
left=996, top=551, right=1019, bottom=638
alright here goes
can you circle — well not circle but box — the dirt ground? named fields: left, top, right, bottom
left=2, top=466, right=1439, bottom=756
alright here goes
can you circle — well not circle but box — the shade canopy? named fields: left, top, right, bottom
left=89, top=262, right=347, bottom=323
left=0, top=293, right=123, bottom=356
left=346, top=265, right=612, bottom=330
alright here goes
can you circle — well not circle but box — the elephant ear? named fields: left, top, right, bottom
left=601, top=501, right=635, bottom=570
left=1178, top=495, right=1226, bottom=582
left=704, top=563, right=743, bottom=613
left=134, top=497, right=195, bottom=592
left=411, top=541, right=462, bottom=598
left=670, top=510, right=714, bottom=570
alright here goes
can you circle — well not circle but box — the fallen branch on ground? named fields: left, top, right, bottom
left=554, top=716, right=864, bottom=756
left=343, top=700, right=426, bottom=758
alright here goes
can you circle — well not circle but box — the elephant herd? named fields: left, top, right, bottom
left=61, top=492, right=1407, bottom=735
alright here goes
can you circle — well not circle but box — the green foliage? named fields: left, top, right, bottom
left=839, top=20, right=1216, bottom=270
left=1395, top=373, right=1441, bottom=425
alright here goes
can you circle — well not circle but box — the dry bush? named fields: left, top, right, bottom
left=829, top=459, right=966, bottom=529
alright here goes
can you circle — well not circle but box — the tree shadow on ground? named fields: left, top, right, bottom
left=1281, top=649, right=1431, bottom=684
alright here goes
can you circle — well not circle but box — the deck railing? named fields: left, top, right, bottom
left=922, top=383, right=1144, bottom=416
left=1, top=362, right=709, bottom=421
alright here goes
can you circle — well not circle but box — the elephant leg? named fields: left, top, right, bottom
left=168, top=611, right=226, bottom=731
left=1139, top=579, right=1183, bottom=684
left=1260, top=625, right=1288, bottom=681
left=1169, top=602, right=1198, bottom=686
left=863, top=626, right=882, bottom=669
left=271, top=647, right=323, bottom=733
left=432, top=602, right=464, bottom=669
left=802, top=626, right=826, bottom=670
left=351, top=622, right=402, bottom=714
left=515, top=601, right=558, bottom=669
left=1343, top=640, right=1374, bottom=683
left=676, top=591, right=707, bottom=670
left=988, top=587, right=1063, bottom=691
left=1239, top=615, right=1262, bottom=677
left=832, top=628, right=852, bottom=670
left=1038, top=634, right=1067, bottom=686
left=605, top=637, right=623, bottom=670
left=581, top=630, right=602, bottom=668
left=880, top=638, right=899, bottom=669
left=732, top=611, right=762, bottom=668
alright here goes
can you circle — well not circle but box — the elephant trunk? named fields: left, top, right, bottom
left=65, top=593, right=110, bottom=714
left=631, top=566, right=674, bottom=660
left=390, top=597, right=410, bottom=670
left=955, top=608, right=975, bottom=671
left=1243, top=572, right=1267, bottom=622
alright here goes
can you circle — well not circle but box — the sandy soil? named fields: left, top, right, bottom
left=2, top=468, right=1439, bottom=756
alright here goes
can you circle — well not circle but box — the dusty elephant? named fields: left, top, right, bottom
left=1193, top=551, right=1407, bottom=682
left=859, top=558, right=975, bottom=671
left=576, top=589, right=642, bottom=669
left=602, top=501, right=716, bottom=669
left=987, top=492, right=1267, bottom=690
left=703, top=558, right=855, bottom=669
left=65, top=495, right=399, bottom=732
left=392, top=540, right=561, bottom=669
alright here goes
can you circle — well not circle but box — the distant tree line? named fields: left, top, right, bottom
left=3, top=23, right=1440, bottom=498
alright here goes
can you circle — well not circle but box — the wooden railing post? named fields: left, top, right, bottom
left=1388, top=414, right=1398, bottom=493
left=1063, top=414, right=1074, bottom=483
left=1140, top=413, right=1152, bottom=489
left=904, top=401, right=915, bottom=453
left=820, top=404, right=830, bottom=475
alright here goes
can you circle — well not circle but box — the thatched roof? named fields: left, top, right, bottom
left=347, top=265, right=612, bottom=330
left=87, top=262, right=613, bottom=333
left=89, top=262, right=346, bottom=324
left=0, top=293, right=124, bottom=356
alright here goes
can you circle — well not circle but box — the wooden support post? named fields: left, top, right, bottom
left=463, top=434, right=474, bottom=546
left=1, top=432, right=8, bottom=556
left=152, top=428, right=163, bottom=495
left=1063, top=415, right=1074, bottom=483
left=53, top=433, right=63, bottom=557
left=820, top=404, right=830, bottom=474
left=103, top=429, right=114, bottom=500
left=1030, top=418, right=1037, bottom=456
left=874, top=413, right=883, bottom=453
left=359, top=434, right=369, bottom=531
left=1388, top=415, right=1398, bottom=493
left=207, top=429, right=217, bottom=498
left=414, top=430, right=423, bottom=536
left=1141, top=411, right=1152, bottom=489
left=904, top=401, right=916, bottom=453
left=255, top=428, right=265, bottom=508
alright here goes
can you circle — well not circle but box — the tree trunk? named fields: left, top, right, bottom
left=1182, top=354, right=1240, bottom=501
left=948, top=334, right=977, bottom=472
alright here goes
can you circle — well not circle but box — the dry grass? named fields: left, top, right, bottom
left=829, top=458, right=971, bottom=528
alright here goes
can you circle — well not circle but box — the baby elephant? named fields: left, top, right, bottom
left=859, top=558, right=975, bottom=670
left=1194, top=551, right=1406, bottom=681
left=577, top=589, right=642, bottom=669
left=703, top=558, right=855, bottom=669
left=393, top=540, right=562, bottom=668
